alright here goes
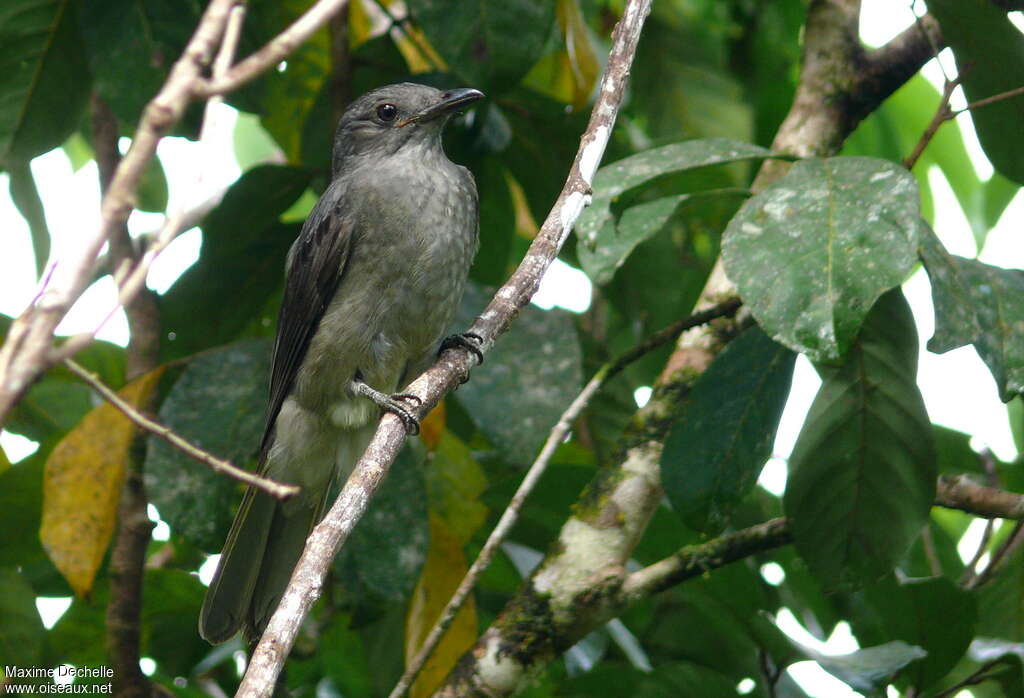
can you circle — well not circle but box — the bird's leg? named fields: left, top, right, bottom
left=350, top=373, right=422, bottom=435
left=439, top=331, right=484, bottom=377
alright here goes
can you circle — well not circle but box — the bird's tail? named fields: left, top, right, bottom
left=198, top=486, right=327, bottom=644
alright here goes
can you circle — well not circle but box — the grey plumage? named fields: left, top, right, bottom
left=199, top=83, right=482, bottom=644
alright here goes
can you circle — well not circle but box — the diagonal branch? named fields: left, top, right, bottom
left=196, top=0, right=350, bottom=97
left=390, top=297, right=742, bottom=698
left=64, top=359, right=298, bottom=500
left=0, top=0, right=351, bottom=429
left=433, top=2, right=953, bottom=694
left=234, top=2, right=654, bottom=696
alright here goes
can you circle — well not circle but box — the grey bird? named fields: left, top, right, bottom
left=199, top=83, right=483, bottom=644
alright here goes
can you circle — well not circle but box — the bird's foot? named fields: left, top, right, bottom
left=439, top=332, right=484, bottom=384
left=350, top=379, right=422, bottom=435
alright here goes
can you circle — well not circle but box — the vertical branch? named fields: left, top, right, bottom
left=91, top=93, right=163, bottom=698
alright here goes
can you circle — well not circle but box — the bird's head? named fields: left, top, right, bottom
left=331, top=82, right=484, bottom=176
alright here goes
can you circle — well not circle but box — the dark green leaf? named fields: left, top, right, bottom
left=0, top=568, right=45, bottom=670
left=577, top=138, right=771, bottom=273
left=453, top=283, right=583, bottom=465
left=141, top=569, right=207, bottom=677
left=723, top=157, right=920, bottom=362
left=578, top=195, right=688, bottom=286
left=160, top=165, right=310, bottom=359
left=785, top=289, right=936, bottom=590
left=633, top=661, right=743, bottom=698
left=251, top=0, right=330, bottom=163
left=808, top=641, right=927, bottom=693
left=920, top=223, right=1024, bottom=400
left=335, top=445, right=429, bottom=602
left=8, top=161, right=49, bottom=277
left=406, top=0, right=557, bottom=91
left=317, top=614, right=374, bottom=697
left=77, top=0, right=202, bottom=128
left=0, top=457, right=45, bottom=567
left=860, top=575, right=977, bottom=691
left=967, top=639, right=1024, bottom=698
left=662, top=326, right=795, bottom=533
left=977, top=549, right=1024, bottom=641
left=843, top=75, right=990, bottom=250
left=0, top=0, right=90, bottom=163
left=137, top=155, right=169, bottom=213
left=928, top=0, right=1024, bottom=185
left=144, top=339, right=271, bottom=551
left=468, top=158, right=515, bottom=285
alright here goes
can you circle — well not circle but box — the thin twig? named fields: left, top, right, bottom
left=953, top=84, right=1024, bottom=115
left=389, top=297, right=742, bottom=698
left=903, top=76, right=960, bottom=170
left=931, top=657, right=1007, bottom=698
left=235, top=2, right=653, bottom=695
left=49, top=6, right=246, bottom=367
left=961, top=449, right=999, bottom=586
left=968, top=520, right=1024, bottom=590
left=0, top=0, right=237, bottom=426
left=197, top=0, right=351, bottom=97
left=64, top=359, right=298, bottom=500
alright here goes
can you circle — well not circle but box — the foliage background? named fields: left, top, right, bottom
left=1, top=0, right=1023, bottom=697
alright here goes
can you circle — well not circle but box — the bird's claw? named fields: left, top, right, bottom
left=350, top=380, right=421, bottom=435
left=439, top=333, right=484, bottom=384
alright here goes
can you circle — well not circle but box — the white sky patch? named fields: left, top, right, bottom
left=198, top=554, right=221, bottom=586
left=633, top=386, right=652, bottom=408
left=531, top=257, right=592, bottom=312
left=36, top=597, right=72, bottom=629
left=1, top=430, right=39, bottom=463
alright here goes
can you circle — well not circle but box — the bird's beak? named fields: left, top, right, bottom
left=399, top=88, right=485, bottom=127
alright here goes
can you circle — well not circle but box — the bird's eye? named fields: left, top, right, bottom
left=376, top=104, right=398, bottom=122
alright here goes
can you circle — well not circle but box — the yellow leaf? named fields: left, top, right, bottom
left=349, top=0, right=374, bottom=49
left=41, top=367, right=165, bottom=597
left=405, top=515, right=478, bottom=698
left=524, top=0, right=601, bottom=109
left=393, top=24, right=448, bottom=74
left=419, top=401, right=446, bottom=451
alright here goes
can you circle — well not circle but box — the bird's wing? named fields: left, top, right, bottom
left=258, top=194, right=353, bottom=462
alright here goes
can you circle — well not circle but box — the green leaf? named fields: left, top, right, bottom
left=662, top=326, right=795, bottom=533
left=0, top=0, right=90, bottom=163
left=919, top=224, right=1024, bottom=400
left=633, top=661, right=740, bottom=698
left=928, top=0, right=1024, bottom=185
left=317, top=615, right=374, bottom=698
left=977, top=549, right=1024, bottom=641
left=0, top=568, right=45, bottom=671
left=577, top=138, right=771, bottom=265
left=452, top=283, right=583, bottom=465
left=144, top=339, right=271, bottom=551
left=160, top=165, right=310, bottom=359
left=136, top=155, right=168, bottom=213
left=723, top=157, right=921, bottom=362
left=406, top=0, right=557, bottom=91
left=8, top=160, right=49, bottom=277
left=335, top=444, right=429, bottom=602
left=468, top=158, right=515, bottom=286
left=860, top=575, right=977, bottom=691
left=61, top=131, right=93, bottom=171
left=843, top=75, right=991, bottom=251
left=142, top=569, right=208, bottom=677
left=785, top=289, right=936, bottom=590
left=233, top=112, right=282, bottom=171
left=237, top=0, right=330, bottom=162
left=77, top=0, right=202, bottom=128
left=809, top=641, right=927, bottom=693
